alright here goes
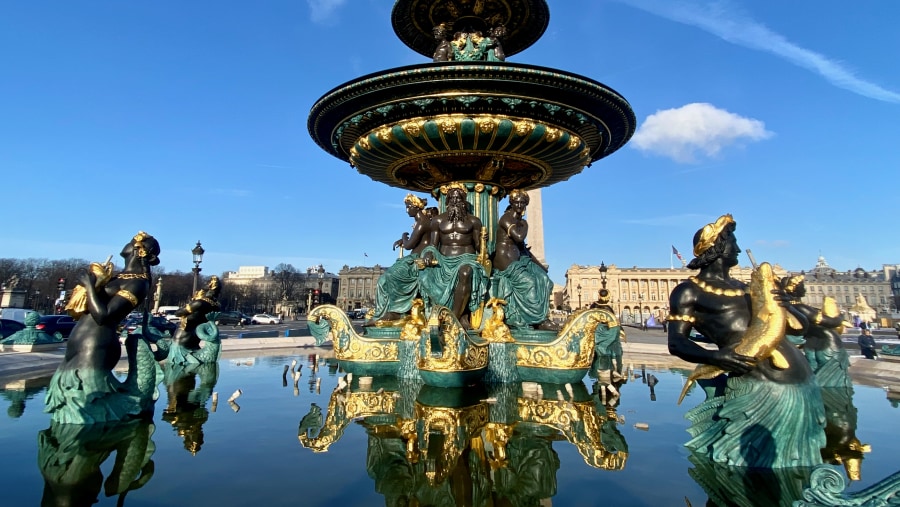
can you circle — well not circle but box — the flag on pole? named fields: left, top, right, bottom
left=672, top=245, right=686, bottom=267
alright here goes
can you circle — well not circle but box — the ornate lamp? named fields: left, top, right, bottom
left=191, top=241, right=204, bottom=294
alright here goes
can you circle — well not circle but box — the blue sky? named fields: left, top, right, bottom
left=2, top=0, right=898, bottom=285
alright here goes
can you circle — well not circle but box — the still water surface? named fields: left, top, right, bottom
left=0, top=352, right=896, bottom=506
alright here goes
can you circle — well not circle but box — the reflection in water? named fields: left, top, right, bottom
left=820, top=387, right=870, bottom=482
left=37, top=419, right=156, bottom=507
left=160, top=362, right=219, bottom=455
left=297, top=376, right=628, bottom=505
left=683, top=377, right=873, bottom=505
left=687, top=452, right=812, bottom=507
left=1, top=377, right=50, bottom=418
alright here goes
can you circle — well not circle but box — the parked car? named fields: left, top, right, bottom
left=216, top=311, right=249, bottom=326
left=251, top=313, right=282, bottom=325
left=0, top=308, right=35, bottom=324
left=0, top=318, right=26, bottom=340
left=120, top=316, right=178, bottom=336
left=35, top=315, right=77, bottom=339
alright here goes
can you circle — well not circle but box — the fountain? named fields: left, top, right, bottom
left=307, top=0, right=635, bottom=388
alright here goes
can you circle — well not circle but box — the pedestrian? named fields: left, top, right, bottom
left=858, top=328, right=878, bottom=359
left=641, top=319, right=648, bottom=331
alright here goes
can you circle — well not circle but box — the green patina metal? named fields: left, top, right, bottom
left=307, top=1, right=627, bottom=392
left=0, top=312, right=63, bottom=347
left=795, top=465, right=900, bottom=506
left=154, top=312, right=222, bottom=365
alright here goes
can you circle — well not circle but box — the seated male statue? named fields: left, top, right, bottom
left=419, top=183, right=489, bottom=329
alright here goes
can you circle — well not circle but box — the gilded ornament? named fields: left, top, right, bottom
left=402, top=120, right=422, bottom=137
left=116, top=273, right=149, bottom=280
left=693, top=214, right=735, bottom=256
left=513, top=120, right=535, bottom=136
left=667, top=314, right=696, bottom=323
left=376, top=127, right=393, bottom=143
left=358, top=137, right=371, bottom=150
left=476, top=116, right=497, bottom=133
left=568, top=135, right=582, bottom=150
left=689, top=276, right=746, bottom=297
left=115, top=289, right=138, bottom=306
left=516, top=309, right=601, bottom=369
left=403, top=193, right=426, bottom=209
left=438, top=117, right=458, bottom=134
left=544, top=127, right=561, bottom=142
left=474, top=182, right=485, bottom=193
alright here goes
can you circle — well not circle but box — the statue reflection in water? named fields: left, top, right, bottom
left=297, top=376, right=629, bottom=505
left=160, top=361, right=220, bottom=455
left=37, top=419, right=156, bottom=507
left=35, top=361, right=219, bottom=506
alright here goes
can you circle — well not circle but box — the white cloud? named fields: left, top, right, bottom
left=631, top=103, right=772, bottom=163
left=612, top=0, right=900, bottom=104
left=306, top=0, right=347, bottom=24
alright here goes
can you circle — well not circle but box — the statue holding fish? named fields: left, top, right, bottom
left=666, top=214, right=826, bottom=468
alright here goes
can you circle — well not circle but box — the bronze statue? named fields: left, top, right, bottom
left=486, top=25, right=507, bottom=61
left=173, top=276, right=221, bottom=350
left=490, top=189, right=554, bottom=329
left=45, top=232, right=163, bottom=424
left=667, top=214, right=826, bottom=468
left=366, top=194, right=433, bottom=326
left=432, top=24, right=453, bottom=62
left=419, top=183, right=489, bottom=328
left=781, top=274, right=852, bottom=388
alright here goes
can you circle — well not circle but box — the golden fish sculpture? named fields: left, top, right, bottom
left=677, top=262, right=794, bottom=405
left=65, top=255, right=114, bottom=320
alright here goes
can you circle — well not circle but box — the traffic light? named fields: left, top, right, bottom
left=57, top=278, right=66, bottom=291
left=314, top=289, right=320, bottom=304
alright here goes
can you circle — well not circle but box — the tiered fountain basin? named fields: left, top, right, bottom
left=308, top=63, right=635, bottom=192
left=308, top=305, right=608, bottom=387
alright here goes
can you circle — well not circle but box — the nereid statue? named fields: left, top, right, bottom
left=490, top=189, right=554, bottom=329
left=367, top=194, right=433, bottom=325
left=781, top=274, right=852, bottom=388
left=45, top=231, right=163, bottom=424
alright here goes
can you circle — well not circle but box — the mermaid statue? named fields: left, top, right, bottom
left=154, top=276, right=222, bottom=365
left=781, top=274, right=853, bottom=388
left=45, top=232, right=163, bottom=424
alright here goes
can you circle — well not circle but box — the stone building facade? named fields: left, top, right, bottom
left=799, top=256, right=894, bottom=315
left=337, top=265, right=386, bottom=312
left=563, top=256, right=897, bottom=325
left=563, top=263, right=784, bottom=324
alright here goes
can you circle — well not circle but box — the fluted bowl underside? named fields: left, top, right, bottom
left=391, top=0, right=550, bottom=58
left=308, top=62, right=635, bottom=191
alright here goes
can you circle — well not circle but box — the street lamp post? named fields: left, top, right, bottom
left=638, top=293, right=644, bottom=323
left=577, top=283, right=582, bottom=310
left=599, top=261, right=607, bottom=289
left=191, top=241, right=204, bottom=294
left=35, top=289, right=41, bottom=313
left=234, top=295, right=238, bottom=312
